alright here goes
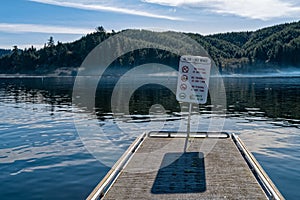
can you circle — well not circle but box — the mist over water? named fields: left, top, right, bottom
left=220, top=67, right=300, bottom=77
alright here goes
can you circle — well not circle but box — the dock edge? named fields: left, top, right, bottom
left=87, top=132, right=285, bottom=200
left=232, top=133, right=284, bottom=200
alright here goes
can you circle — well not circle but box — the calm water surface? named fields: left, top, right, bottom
left=0, top=76, right=299, bottom=199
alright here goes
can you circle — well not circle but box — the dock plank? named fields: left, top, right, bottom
left=102, top=137, right=268, bottom=199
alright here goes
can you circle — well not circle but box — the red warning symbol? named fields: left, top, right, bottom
left=181, top=75, right=188, bottom=82
left=182, top=66, right=189, bottom=73
left=180, top=83, right=187, bottom=90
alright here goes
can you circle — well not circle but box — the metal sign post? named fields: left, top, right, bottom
left=176, top=55, right=211, bottom=151
left=187, top=103, right=192, bottom=138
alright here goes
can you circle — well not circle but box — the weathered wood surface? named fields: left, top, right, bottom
left=102, top=137, right=268, bottom=199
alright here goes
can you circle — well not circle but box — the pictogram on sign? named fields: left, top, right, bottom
left=176, top=55, right=211, bottom=104
left=181, top=75, right=188, bottom=82
left=182, top=66, right=189, bottom=73
left=180, top=83, right=187, bottom=90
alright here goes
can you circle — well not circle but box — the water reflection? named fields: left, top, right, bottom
left=0, top=76, right=299, bottom=199
left=0, top=77, right=73, bottom=116
left=1, top=76, right=299, bottom=120
left=224, top=77, right=300, bottom=120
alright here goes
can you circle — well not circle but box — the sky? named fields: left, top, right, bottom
left=0, top=0, right=300, bottom=49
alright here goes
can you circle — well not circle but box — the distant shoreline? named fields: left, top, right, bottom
left=1, top=71, right=300, bottom=79
left=1, top=21, right=300, bottom=75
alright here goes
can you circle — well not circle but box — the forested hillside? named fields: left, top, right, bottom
left=0, top=21, right=300, bottom=75
left=0, top=49, right=11, bottom=57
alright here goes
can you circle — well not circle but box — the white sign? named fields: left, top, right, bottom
left=176, top=55, right=211, bottom=104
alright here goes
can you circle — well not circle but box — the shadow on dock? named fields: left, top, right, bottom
left=151, top=152, right=206, bottom=194
left=88, top=134, right=283, bottom=200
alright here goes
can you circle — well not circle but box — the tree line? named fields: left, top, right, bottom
left=0, top=22, right=300, bottom=75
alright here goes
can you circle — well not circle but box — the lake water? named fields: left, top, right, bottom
left=0, top=76, right=299, bottom=199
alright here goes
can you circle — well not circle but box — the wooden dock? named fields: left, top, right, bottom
left=88, top=132, right=284, bottom=200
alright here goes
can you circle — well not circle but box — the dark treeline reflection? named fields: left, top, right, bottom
left=128, top=84, right=180, bottom=115
left=223, top=77, right=300, bottom=120
left=95, top=80, right=181, bottom=115
left=0, top=76, right=299, bottom=120
left=0, top=77, right=74, bottom=105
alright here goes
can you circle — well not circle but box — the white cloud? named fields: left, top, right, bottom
left=0, top=23, right=93, bottom=34
left=143, top=0, right=300, bottom=20
left=29, top=0, right=183, bottom=21
left=142, top=0, right=200, bottom=7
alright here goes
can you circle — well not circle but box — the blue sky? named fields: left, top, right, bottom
left=0, top=0, right=299, bottom=49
